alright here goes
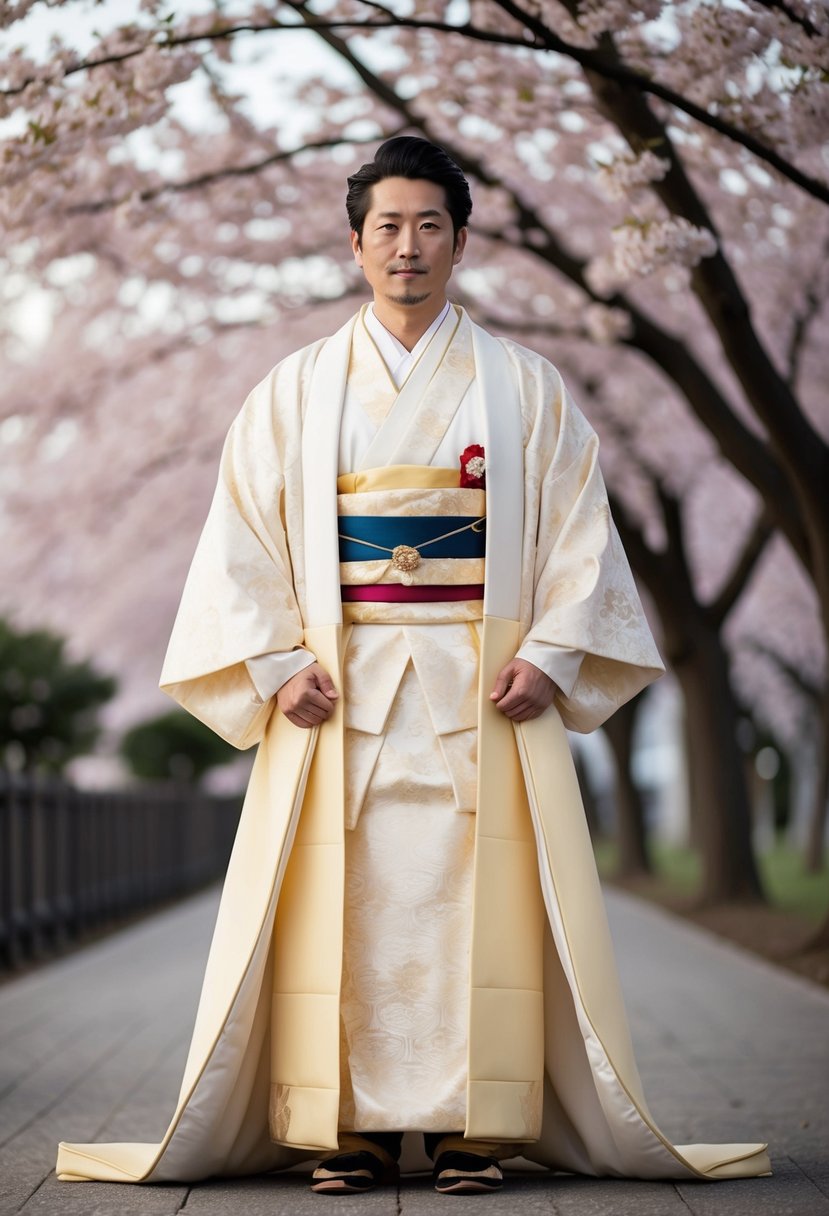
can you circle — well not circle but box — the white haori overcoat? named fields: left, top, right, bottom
left=56, top=306, right=770, bottom=1185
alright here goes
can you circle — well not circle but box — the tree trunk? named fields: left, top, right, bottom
left=804, top=691, right=829, bottom=873
left=675, top=630, right=764, bottom=903
left=602, top=693, right=651, bottom=877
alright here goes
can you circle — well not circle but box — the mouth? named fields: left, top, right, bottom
left=391, top=268, right=426, bottom=277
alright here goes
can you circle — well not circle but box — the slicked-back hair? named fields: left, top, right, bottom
left=346, top=136, right=472, bottom=245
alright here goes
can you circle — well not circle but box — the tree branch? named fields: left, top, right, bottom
left=509, top=0, right=829, bottom=584
left=64, top=131, right=393, bottom=215
left=746, top=639, right=823, bottom=705
left=489, top=0, right=829, bottom=206
left=750, top=0, right=824, bottom=39
left=4, top=1, right=827, bottom=206
left=709, top=509, right=775, bottom=628
left=473, top=225, right=810, bottom=568
left=459, top=303, right=580, bottom=342
left=654, top=480, right=686, bottom=565
left=786, top=249, right=828, bottom=387
left=0, top=14, right=535, bottom=97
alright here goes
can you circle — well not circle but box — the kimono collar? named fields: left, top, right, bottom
left=301, top=309, right=523, bottom=627
left=365, top=301, right=451, bottom=388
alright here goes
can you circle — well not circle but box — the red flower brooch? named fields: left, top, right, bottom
left=459, top=444, right=486, bottom=488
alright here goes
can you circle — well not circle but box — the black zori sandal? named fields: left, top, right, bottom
left=310, top=1148, right=400, bottom=1193
left=432, top=1150, right=504, bottom=1194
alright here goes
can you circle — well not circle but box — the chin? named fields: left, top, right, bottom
left=388, top=290, right=431, bottom=306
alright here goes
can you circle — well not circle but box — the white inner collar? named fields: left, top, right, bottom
left=365, top=300, right=451, bottom=388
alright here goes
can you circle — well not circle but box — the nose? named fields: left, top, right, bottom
left=397, top=224, right=420, bottom=260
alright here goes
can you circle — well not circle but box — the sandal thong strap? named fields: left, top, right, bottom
left=311, top=1149, right=398, bottom=1193
left=433, top=1149, right=504, bottom=1194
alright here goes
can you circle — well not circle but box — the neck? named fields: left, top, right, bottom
left=371, top=296, right=448, bottom=351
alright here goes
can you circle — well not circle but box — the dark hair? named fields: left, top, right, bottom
left=346, top=136, right=472, bottom=243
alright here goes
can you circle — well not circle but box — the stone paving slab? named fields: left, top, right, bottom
left=0, top=884, right=827, bottom=1215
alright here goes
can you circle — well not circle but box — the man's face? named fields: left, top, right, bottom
left=350, top=176, right=467, bottom=312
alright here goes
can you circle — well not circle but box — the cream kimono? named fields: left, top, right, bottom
left=56, top=306, right=770, bottom=1185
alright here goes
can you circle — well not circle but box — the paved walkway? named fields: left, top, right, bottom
left=0, top=885, right=827, bottom=1215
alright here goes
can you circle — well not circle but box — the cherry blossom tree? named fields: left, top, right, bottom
left=1, top=0, right=826, bottom=900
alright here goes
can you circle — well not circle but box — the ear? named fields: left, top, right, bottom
left=350, top=230, right=363, bottom=266
left=453, top=227, right=468, bottom=265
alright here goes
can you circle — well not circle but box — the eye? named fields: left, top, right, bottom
left=421, top=222, right=438, bottom=229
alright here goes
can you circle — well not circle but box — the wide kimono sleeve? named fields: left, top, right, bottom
left=159, top=366, right=307, bottom=749
left=519, top=368, right=665, bottom=734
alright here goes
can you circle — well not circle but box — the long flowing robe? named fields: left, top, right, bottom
left=56, top=306, right=770, bottom=1184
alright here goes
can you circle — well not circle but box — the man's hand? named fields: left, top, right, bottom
left=277, top=662, right=339, bottom=728
left=490, top=658, right=557, bottom=722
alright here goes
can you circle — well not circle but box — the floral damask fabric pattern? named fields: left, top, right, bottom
left=342, top=622, right=481, bottom=828
left=339, top=660, right=475, bottom=1133
left=269, top=1084, right=292, bottom=1144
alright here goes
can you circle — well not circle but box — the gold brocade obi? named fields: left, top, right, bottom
left=336, top=465, right=486, bottom=625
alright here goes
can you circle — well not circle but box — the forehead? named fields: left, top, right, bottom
left=365, top=176, right=450, bottom=216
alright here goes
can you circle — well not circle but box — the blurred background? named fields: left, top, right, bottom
left=1, top=0, right=827, bottom=982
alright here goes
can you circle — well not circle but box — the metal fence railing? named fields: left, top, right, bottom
left=0, top=771, right=241, bottom=971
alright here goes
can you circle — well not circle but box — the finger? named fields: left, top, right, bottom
left=316, top=677, right=339, bottom=700
left=494, top=685, right=527, bottom=713
left=500, top=698, right=535, bottom=719
left=490, top=665, right=517, bottom=701
left=283, top=687, right=336, bottom=721
left=301, top=688, right=338, bottom=714
left=294, top=697, right=333, bottom=722
left=285, top=710, right=316, bottom=728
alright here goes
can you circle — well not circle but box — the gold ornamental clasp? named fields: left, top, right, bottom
left=391, top=544, right=421, bottom=573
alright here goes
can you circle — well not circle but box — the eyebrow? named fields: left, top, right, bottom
left=375, top=209, right=444, bottom=219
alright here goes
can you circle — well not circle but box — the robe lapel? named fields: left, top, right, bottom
left=466, top=322, right=546, bottom=1142
left=277, top=316, right=363, bottom=1150
left=472, top=321, right=524, bottom=620
left=357, top=305, right=472, bottom=470
left=302, top=315, right=355, bottom=628
left=346, top=308, right=398, bottom=432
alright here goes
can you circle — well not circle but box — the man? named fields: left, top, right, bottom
left=57, top=138, right=770, bottom=1194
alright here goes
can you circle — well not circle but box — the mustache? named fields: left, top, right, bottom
left=388, top=263, right=428, bottom=273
